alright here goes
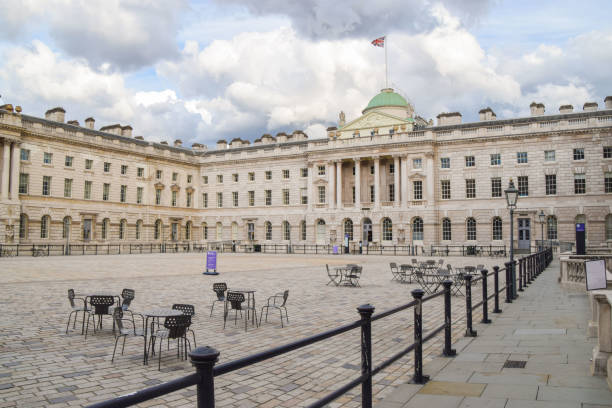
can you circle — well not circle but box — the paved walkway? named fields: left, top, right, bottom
left=377, top=258, right=612, bottom=408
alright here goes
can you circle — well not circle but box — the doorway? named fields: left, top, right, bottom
left=518, top=218, right=530, bottom=250
left=316, top=219, right=326, bottom=244
left=171, top=223, right=178, bottom=241
left=362, top=218, right=372, bottom=245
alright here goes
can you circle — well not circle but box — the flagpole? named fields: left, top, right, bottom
left=385, top=36, right=388, bottom=88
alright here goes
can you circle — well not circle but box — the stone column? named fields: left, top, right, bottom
left=307, top=163, right=313, bottom=212
left=401, top=154, right=408, bottom=207
left=591, top=294, right=612, bottom=376
left=354, top=158, right=361, bottom=210
left=328, top=161, right=335, bottom=209
left=10, top=142, right=20, bottom=200
left=425, top=153, right=434, bottom=204
left=374, top=157, right=380, bottom=208
left=393, top=155, right=400, bottom=207
left=1, top=140, right=10, bottom=200
left=336, top=161, right=342, bottom=209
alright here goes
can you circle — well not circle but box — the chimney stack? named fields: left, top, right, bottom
left=559, top=105, right=573, bottom=114
left=605, top=96, right=612, bottom=110
left=216, top=139, right=227, bottom=149
left=67, top=120, right=79, bottom=126
left=84, top=117, right=95, bottom=129
left=530, top=102, right=545, bottom=116
left=192, top=143, right=207, bottom=151
left=174, top=139, right=183, bottom=147
left=478, top=107, right=497, bottom=121
left=121, top=125, right=133, bottom=137
left=436, top=112, right=462, bottom=126
left=583, top=102, right=598, bottom=112
left=45, top=107, right=66, bottom=123
left=134, top=136, right=144, bottom=140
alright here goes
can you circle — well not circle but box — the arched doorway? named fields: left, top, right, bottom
left=362, top=218, right=372, bottom=245
left=316, top=219, right=326, bottom=244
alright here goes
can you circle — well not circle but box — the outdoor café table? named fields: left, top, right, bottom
left=333, top=265, right=353, bottom=285
left=227, top=288, right=257, bottom=325
left=399, top=264, right=414, bottom=283
left=415, top=272, right=445, bottom=294
left=143, top=308, right=184, bottom=365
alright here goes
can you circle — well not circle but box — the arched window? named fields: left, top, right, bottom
left=466, top=218, right=477, bottom=241
left=344, top=219, right=353, bottom=241
left=40, top=215, right=50, bottom=239
left=154, top=219, right=162, bottom=240
left=492, top=217, right=502, bottom=240
left=136, top=220, right=143, bottom=240
left=62, top=216, right=71, bottom=239
left=202, top=222, right=208, bottom=240
left=119, top=219, right=127, bottom=240
left=606, top=215, right=612, bottom=241
left=442, top=218, right=451, bottom=241
left=412, top=217, right=423, bottom=241
left=19, top=214, right=28, bottom=239
left=186, top=221, right=192, bottom=240
left=216, top=222, right=223, bottom=241
left=282, top=221, right=291, bottom=240
left=102, top=218, right=110, bottom=240
left=316, top=219, right=326, bottom=244
left=547, top=216, right=558, bottom=240
left=265, top=221, right=272, bottom=241
left=382, top=218, right=393, bottom=241
left=231, top=222, right=238, bottom=240
left=300, top=220, right=306, bottom=241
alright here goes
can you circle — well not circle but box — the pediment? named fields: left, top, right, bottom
left=340, top=111, right=411, bottom=132
left=154, top=182, right=165, bottom=190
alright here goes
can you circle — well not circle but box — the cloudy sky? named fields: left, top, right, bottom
left=0, top=0, right=611, bottom=146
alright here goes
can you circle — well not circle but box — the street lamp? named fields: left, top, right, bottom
left=538, top=210, right=546, bottom=251
left=505, top=179, right=519, bottom=298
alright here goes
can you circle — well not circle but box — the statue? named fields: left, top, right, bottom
left=339, top=111, right=346, bottom=126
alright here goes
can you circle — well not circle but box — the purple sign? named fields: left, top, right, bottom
left=576, top=223, right=585, bottom=232
left=333, top=245, right=339, bottom=254
left=206, top=251, right=217, bottom=270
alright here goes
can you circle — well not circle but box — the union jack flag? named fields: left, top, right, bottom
left=371, top=36, right=385, bottom=47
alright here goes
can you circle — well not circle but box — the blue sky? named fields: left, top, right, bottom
left=0, top=0, right=610, bottom=146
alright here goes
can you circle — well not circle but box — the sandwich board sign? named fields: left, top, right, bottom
left=203, top=251, right=219, bottom=275
left=585, top=259, right=606, bottom=291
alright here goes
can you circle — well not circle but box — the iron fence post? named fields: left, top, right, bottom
left=512, top=260, right=519, bottom=300
left=504, top=262, right=512, bottom=303
left=442, top=280, right=456, bottom=356
left=410, top=289, right=429, bottom=384
left=492, top=266, right=502, bottom=313
left=480, top=269, right=491, bottom=323
left=189, top=346, right=220, bottom=408
left=518, top=258, right=524, bottom=291
left=464, top=274, right=477, bottom=337
left=357, top=304, right=375, bottom=408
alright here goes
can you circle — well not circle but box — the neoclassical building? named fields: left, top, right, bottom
left=1, top=89, right=612, bottom=250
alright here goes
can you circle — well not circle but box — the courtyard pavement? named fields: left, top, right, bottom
left=377, top=258, right=612, bottom=408
left=0, top=252, right=503, bottom=407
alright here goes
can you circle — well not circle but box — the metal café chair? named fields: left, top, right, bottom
left=148, top=314, right=192, bottom=370
left=346, top=265, right=362, bottom=287
left=224, top=291, right=258, bottom=332
left=172, top=304, right=197, bottom=347
left=210, top=282, right=227, bottom=317
left=66, top=289, right=89, bottom=334
left=326, top=264, right=340, bottom=286
left=259, top=290, right=289, bottom=328
left=111, top=307, right=146, bottom=362
left=389, top=262, right=400, bottom=281
left=85, top=295, right=116, bottom=339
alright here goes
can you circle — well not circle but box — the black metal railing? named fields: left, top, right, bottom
left=430, top=245, right=507, bottom=257
left=89, top=247, right=553, bottom=408
left=0, top=242, right=208, bottom=257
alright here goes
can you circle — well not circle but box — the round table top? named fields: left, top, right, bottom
left=144, top=308, right=184, bottom=318
left=228, top=288, right=256, bottom=293
left=86, top=292, right=118, bottom=297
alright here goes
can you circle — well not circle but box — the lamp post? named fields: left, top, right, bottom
left=538, top=210, right=546, bottom=251
left=504, top=179, right=519, bottom=298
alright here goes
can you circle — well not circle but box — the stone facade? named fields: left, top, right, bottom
left=1, top=90, right=612, bottom=249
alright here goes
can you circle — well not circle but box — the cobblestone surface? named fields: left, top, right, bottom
left=0, top=253, right=504, bottom=407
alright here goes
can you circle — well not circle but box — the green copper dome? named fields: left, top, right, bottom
left=363, top=88, right=409, bottom=113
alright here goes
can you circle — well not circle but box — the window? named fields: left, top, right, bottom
left=265, top=170, right=272, bottom=180
left=517, top=176, right=528, bottom=196
left=605, top=172, right=612, bottom=193
left=545, top=174, right=557, bottom=195
left=216, top=222, right=223, bottom=240
left=155, top=189, right=162, bottom=205
left=65, top=156, right=73, bottom=167
left=265, top=221, right=272, bottom=240
left=85, top=159, right=93, bottom=170
left=185, top=222, right=192, bottom=240
left=282, top=188, right=290, bottom=205
left=265, top=190, right=272, bottom=206
left=18, top=173, right=28, bottom=194
left=574, top=173, right=586, bottom=194
left=547, top=216, right=558, bottom=240
left=43, top=152, right=52, bottom=164
left=154, top=220, right=162, bottom=240
left=62, top=217, right=71, bottom=239
left=517, top=152, right=528, bottom=163
left=232, top=191, right=238, bottom=207
left=202, top=223, right=208, bottom=240
left=606, top=215, right=612, bottom=240
left=300, top=221, right=306, bottom=241
left=171, top=190, right=177, bottom=206
left=247, top=222, right=255, bottom=241
left=282, top=169, right=290, bottom=179
left=370, top=165, right=375, bottom=175
left=248, top=172, right=255, bottom=181
left=104, top=162, right=111, bottom=172
left=442, top=218, right=451, bottom=241
left=301, top=168, right=308, bottom=177
left=412, top=218, right=423, bottom=241
left=604, top=147, right=612, bottom=159
left=172, top=172, right=178, bottom=182
left=42, top=176, right=51, bottom=196
left=187, top=175, right=192, bottom=183
left=120, top=185, right=127, bottom=203
left=441, top=157, right=450, bottom=168
left=369, top=185, right=375, bottom=202
left=389, top=163, right=395, bottom=174
left=465, top=156, right=475, bottom=167
left=466, top=218, right=477, bottom=241
left=248, top=191, right=255, bottom=206
left=352, top=166, right=356, bottom=176
left=352, top=186, right=356, bottom=203
left=136, top=220, right=142, bottom=240
left=232, top=173, right=239, bottom=182
left=491, top=177, right=502, bottom=197
left=64, top=178, right=72, bottom=198
left=573, top=148, right=584, bottom=160
left=317, top=165, right=325, bottom=176
left=490, top=153, right=501, bottom=166
left=202, top=175, right=208, bottom=184
left=137, top=187, right=143, bottom=204
left=137, top=167, right=144, bottom=177
left=382, top=218, right=392, bottom=241
left=492, top=217, right=503, bottom=240
left=413, top=158, right=422, bottom=169
left=282, top=221, right=291, bottom=240
left=119, top=219, right=126, bottom=240
left=156, top=170, right=162, bottom=179
left=186, top=191, right=192, bottom=207
left=101, top=218, right=110, bottom=240
left=545, top=150, right=556, bottom=161
left=441, top=180, right=451, bottom=199
left=84, top=181, right=92, bottom=199
left=40, top=216, right=49, bottom=239
left=202, top=193, right=208, bottom=208
left=344, top=219, right=353, bottom=241
left=318, top=186, right=326, bottom=204
left=121, top=165, right=128, bottom=175
left=413, top=180, right=423, bottom=200
left=388, top=184, right=395, bottom=202
left=466, top=179, right=476, bottom=198
left=217, top=174, right=223, bottom=183
left=19, top=214, right=27, bottom=239
left=301, top=188, right=308, bottom=204
left=103, top=183, right=110, bottom=201
left=20, top=149, right=30, bottom=161
left=217, top=192, right=223, bottom=208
